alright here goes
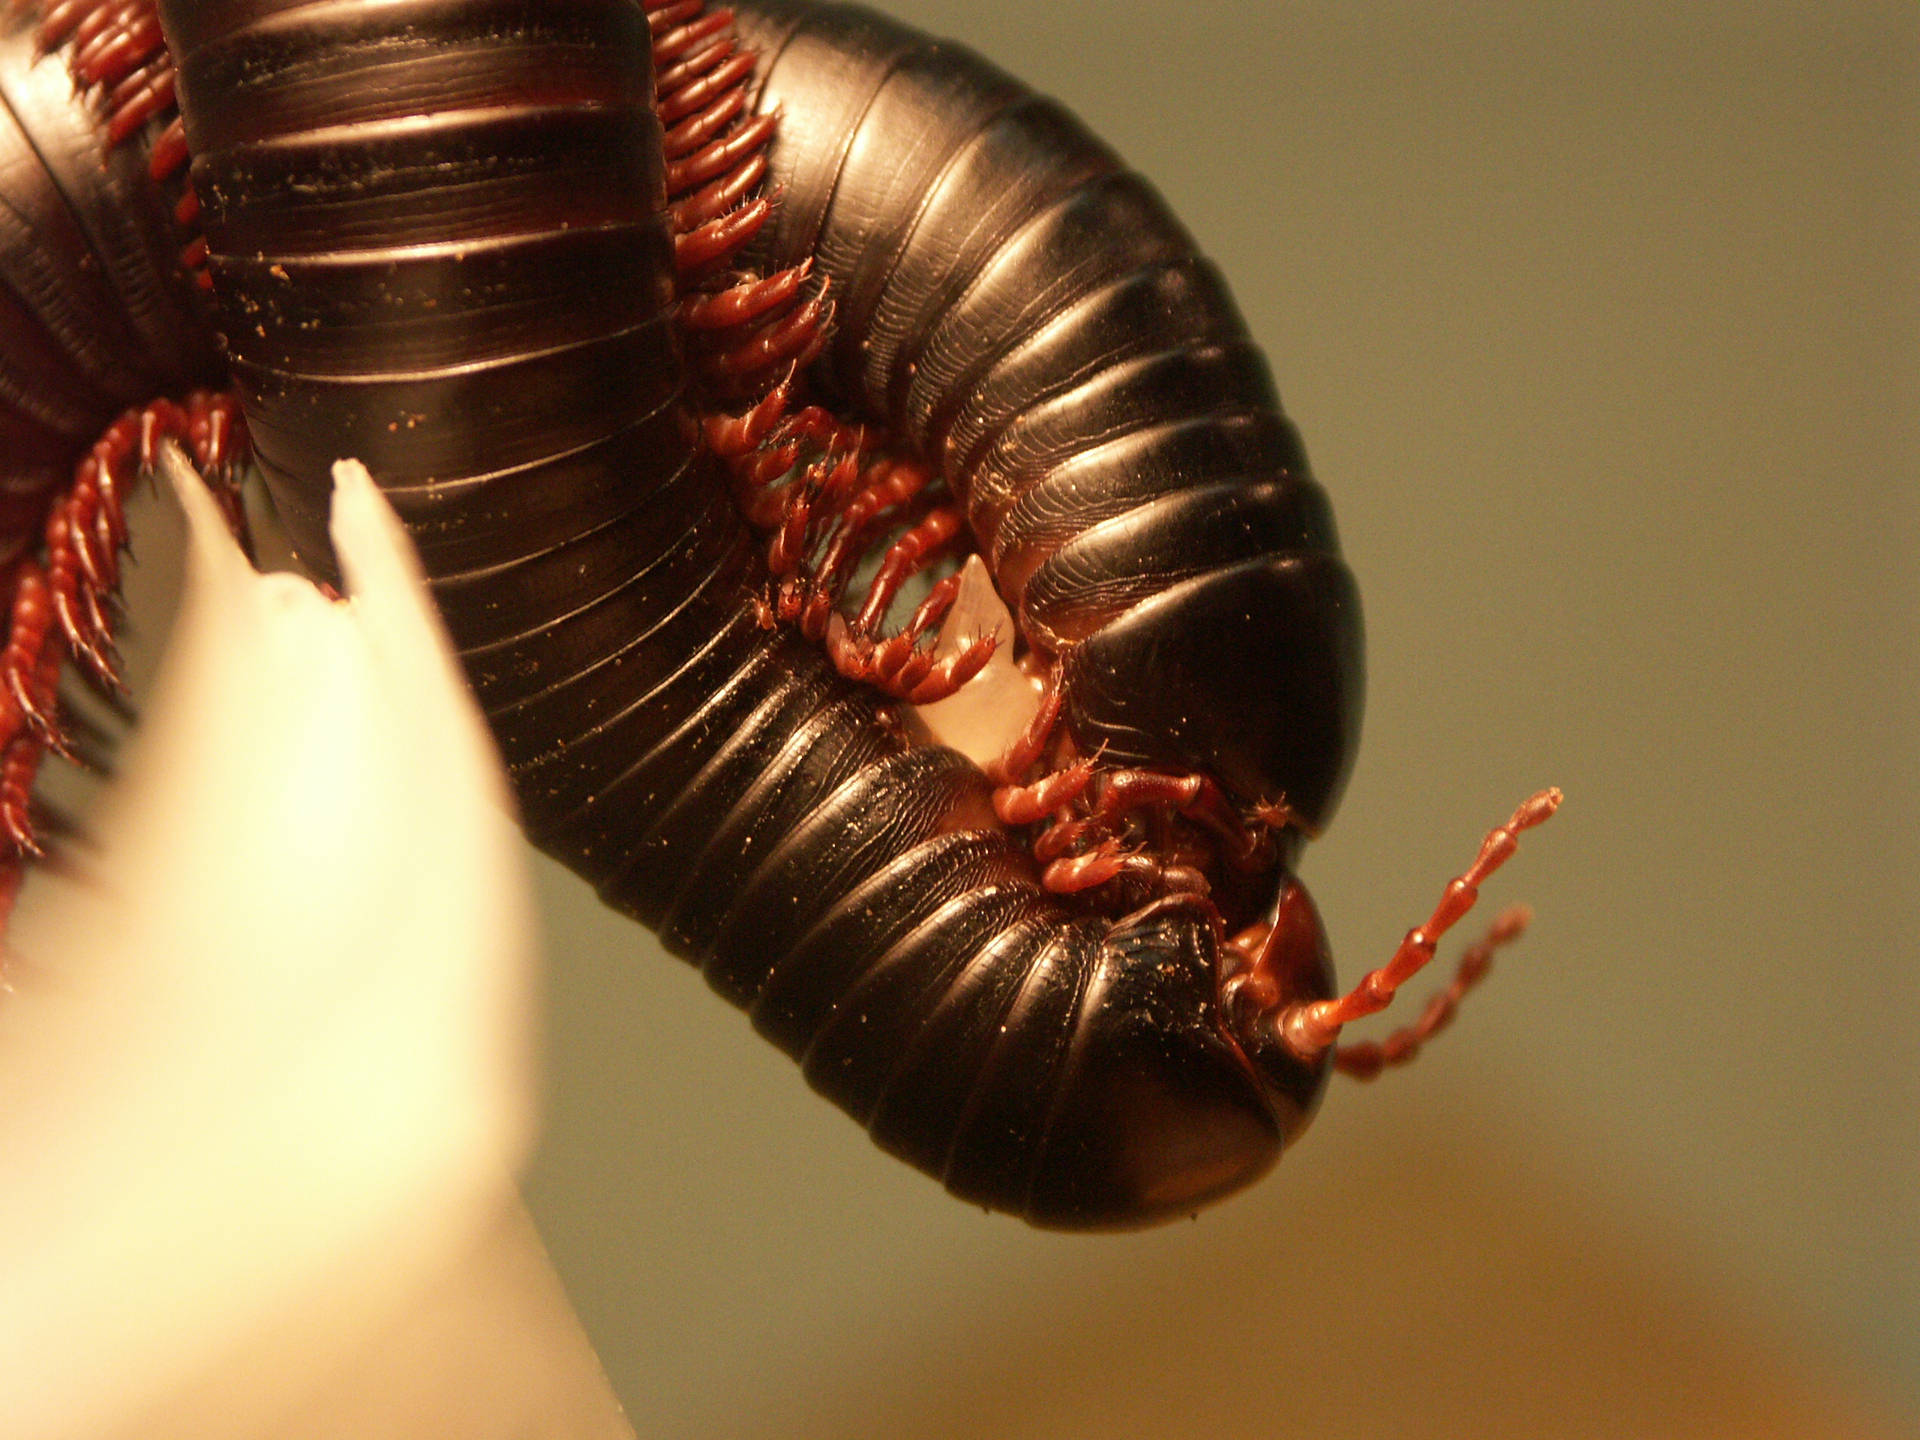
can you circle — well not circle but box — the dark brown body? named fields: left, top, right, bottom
left=5, top=0, right=1360, bottom=1227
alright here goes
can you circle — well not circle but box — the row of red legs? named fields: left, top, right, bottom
left=0, top=392, right=246, bottom=930
left=646, top=0, right=1001, bottom=709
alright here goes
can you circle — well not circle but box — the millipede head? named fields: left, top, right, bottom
left=1217, top=876, right=1339, bottom=1146
left=1057, top=555, right=1364, bottom=835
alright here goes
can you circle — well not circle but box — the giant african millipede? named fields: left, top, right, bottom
left=0, top=0, right=1556, bottom=1227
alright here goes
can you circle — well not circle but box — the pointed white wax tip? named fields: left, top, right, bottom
left=929, top=554, right=1003, bottom=662
left=914, top=555, right=1043, bottom=769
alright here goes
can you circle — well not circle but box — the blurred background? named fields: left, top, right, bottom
left=521, top=2, right=1918, bottom=1436
left=38, top=1, right=1912, bottom=1437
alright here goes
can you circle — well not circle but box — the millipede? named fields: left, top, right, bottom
left=0, top=0, right=1557, bottom=1227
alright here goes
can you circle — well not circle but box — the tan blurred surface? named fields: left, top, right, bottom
left=256, top=1203, right=636, bottom=1440
left=765, top=1104, right=1891, bottom=1440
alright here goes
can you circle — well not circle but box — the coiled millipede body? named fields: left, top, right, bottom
left=0, top=0, right=1557, bottom=1227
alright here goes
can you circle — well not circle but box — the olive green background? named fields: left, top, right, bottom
left=521, top=4, right=1916, bottom=1436
left=69, top=2, right=1917, bottom=1436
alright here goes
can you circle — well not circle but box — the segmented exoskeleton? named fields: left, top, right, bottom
left=6, top=0, right=1555, bottom=1228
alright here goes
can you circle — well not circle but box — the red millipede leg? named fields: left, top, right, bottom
left=1275, top=787, right=1562, bottom=1064
left=702, top=282, right=834, bottom=388
left=808, top=459, right=925, bottom=586
left=990, top=670, right=1064, bottom=785
left=644, top=0, right=705, bottom=36
left=671, top=148, right=767, bottom=234
left=704, top=373, right=791, bottom=460
left=0, top=564, right=70, bottom=918
left=0, top=562, right=62, bottom=758
left=674, top=198, right=770, bottom=274
left=827, top=600, right=998, bottom=705
left=864, top=571, right=959, bottom=685
left=1078, top=769, right=1273, bottom=872
left=47, top=389, right=251, bottom=690
left=901, top=635, right=998, bottom=705
left=1039, top=844, right=1209, bottom=902
left=652, top=17, right=739, bottom=86
left=997, top=754, right=1281, bottom=901
left=848, top=504, right=965, bottom=635
left=993, top=759, right=1095, bottom=825
left=1042, top=840, right=1131, bottom=894
left=0, top=391, right=253, bottom=931
left=680, top=261, right=812, bottom=334
left=817, top=501, right=996, bottom=704
left=651, top=0, right=786, bottom=293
